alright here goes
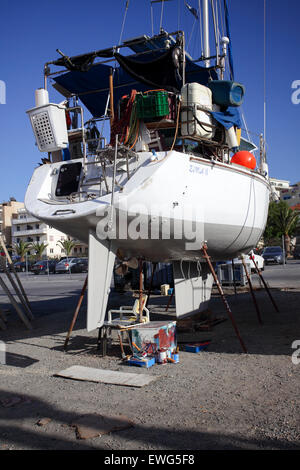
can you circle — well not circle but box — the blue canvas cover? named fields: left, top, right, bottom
left=53, top=50, right=218, bottom=118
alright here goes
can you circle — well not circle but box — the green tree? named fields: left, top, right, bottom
left=31, top=242, right=48, bottom=260
left=13, top=240, right=31, bottom=262
left=264, top=201, right=299, bottom=255
left=56, top=238, right=76, bottom=257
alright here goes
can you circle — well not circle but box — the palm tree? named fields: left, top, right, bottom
left=13, top=240, right=31, bottom=262
left=31, top=242, right=48, bottom=260
left=265, top=201, right=299, bottom=256
left=56, top=238, right=76, bottom=257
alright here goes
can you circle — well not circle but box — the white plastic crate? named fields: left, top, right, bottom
left=27, top=103, right=68, bottom=152
left=217, top=261, right=250, bottom=286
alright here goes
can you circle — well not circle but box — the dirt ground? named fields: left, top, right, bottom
left=0, top=285, right=299, bottom=451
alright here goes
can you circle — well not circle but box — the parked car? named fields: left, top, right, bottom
left=55, top=258, right=79, bottom=273
left=293, top=247, right=300, bottom=260
left=31, top=260, right=57, bottom=275
left=262, top=246, right=285, bottom=265
left=245, top=251, right=265, bottom=271
left=13, top=261, right=34, bottom=272
left=70, top=258, right=88, bottom=273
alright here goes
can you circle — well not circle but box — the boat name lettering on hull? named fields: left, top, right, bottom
left=189, top=164, right=209, bottom=176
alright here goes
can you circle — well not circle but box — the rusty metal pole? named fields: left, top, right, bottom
left=231, top=259, right=237, bottom=296
left=241, top=256, right=263, bottom=325
left=138, top=259, right=143, bottom=323
left=64, top=275, right=88, bottom=351
left=201, top=244, right=247, bottom=353
left=250, top=256, right=279, bottom=313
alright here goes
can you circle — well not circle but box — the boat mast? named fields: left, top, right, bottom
left=202, top=0, right=210, bottom=67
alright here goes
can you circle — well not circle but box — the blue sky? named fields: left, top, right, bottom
left=0, top=0, right=299, bottom=202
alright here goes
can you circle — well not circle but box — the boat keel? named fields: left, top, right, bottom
left=172, top=261, right=213, bottom=318
left=87, top=231, right=116, bottom=331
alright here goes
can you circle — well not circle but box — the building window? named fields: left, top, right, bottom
left=50, top=249, right=53, bottom=254
left=17, top=226, right=20, bottom=231
left=35, top=224, right=39, bottom=229
left=36, top=236, right=40, bottom=242
left=49, top=235, right=54, bottom=242
left=27, top=225, right=33, bottom=231
left=74, top=248, right=77, bottom=253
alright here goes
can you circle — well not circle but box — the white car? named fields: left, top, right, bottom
left=245, top=252, right=265, bottom=271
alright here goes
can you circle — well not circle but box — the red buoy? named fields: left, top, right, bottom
left=231, top=151, right=256, bottom=170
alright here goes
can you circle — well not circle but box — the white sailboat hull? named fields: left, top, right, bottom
left=25, top=150, right=269, bottom=329
left=25, top=151, right=270, bottom=262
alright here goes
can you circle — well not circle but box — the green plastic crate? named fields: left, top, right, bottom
left=136, top=91, right=169, bottom=120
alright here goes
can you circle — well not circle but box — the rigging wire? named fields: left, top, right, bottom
left=118, top=0, right=130, bottom=47
left=186, top=17, right=197, bottom=52
left=151, top=1, right=154, bottom=35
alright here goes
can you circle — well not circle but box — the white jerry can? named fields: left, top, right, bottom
left=180, top=83, right=213, bottom=140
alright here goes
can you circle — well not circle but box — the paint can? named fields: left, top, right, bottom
left=157, top=349, right=167, bottom=364
left=171, top=353, right=179, bottom=363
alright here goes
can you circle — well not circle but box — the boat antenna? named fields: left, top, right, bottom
left=202, top=0, right=210, bottom=67
left=198, top=0, right=204, bottom=58
left=263, top=0, right=267, bottom=160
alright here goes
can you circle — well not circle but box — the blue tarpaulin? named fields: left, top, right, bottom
left=53, top=51, right=218, bottom=118
left=211, top=106, right=241, bottom=130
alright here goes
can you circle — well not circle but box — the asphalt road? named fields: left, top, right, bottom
left=251, top=259, right=300, bottom=289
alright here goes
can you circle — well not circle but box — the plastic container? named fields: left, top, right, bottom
left=180, top=83, right=213, bottom=140
left=27, top=102, right=69, bottom=153
left=207, top=80, right=245, bottom=107
left=226, top=126, right=238, bottom=149
left=136, top=91, right=169, bottom=120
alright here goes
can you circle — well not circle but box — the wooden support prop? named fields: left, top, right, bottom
left=165, top=289, right=174, bottom=312
left=64, top=275, right=88, bottom=351
left=201, top=243, right=247, bottom=353
left=4, top=267, right=33, bottom=321
left=0, top=235, right=32, bottom=313
left=241, top=256, right=263, bottom=325
left=0, top=276, right=32, bottom=329
left=250, top=256, right=279, bottom=313
left=109, top=67, right=114, bottom=127
left=145, top=262, right=157, bottom=308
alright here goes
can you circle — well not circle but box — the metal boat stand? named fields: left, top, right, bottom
left=0, top=235, right=33, bottom=330
left=201, top=243, right=248, bottom=353
left=250, top=256, right=279, bottom=313
left=240, top=255, right=263, bottom=325
left=64, top=275, right=88, bottom=351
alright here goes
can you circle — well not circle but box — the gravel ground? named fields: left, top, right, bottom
left=0, top=277, right=299, bottom=450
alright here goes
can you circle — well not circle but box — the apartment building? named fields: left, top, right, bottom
left=280, top=181, right=300, bottom=208
left=0, top=199, right=24, bottom=246
left=12, top=208, right=72, bottom=258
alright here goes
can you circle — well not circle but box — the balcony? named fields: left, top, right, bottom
left=12, top=216, right=41, bottom=225
left=12, top=228, right=47, bottom=237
